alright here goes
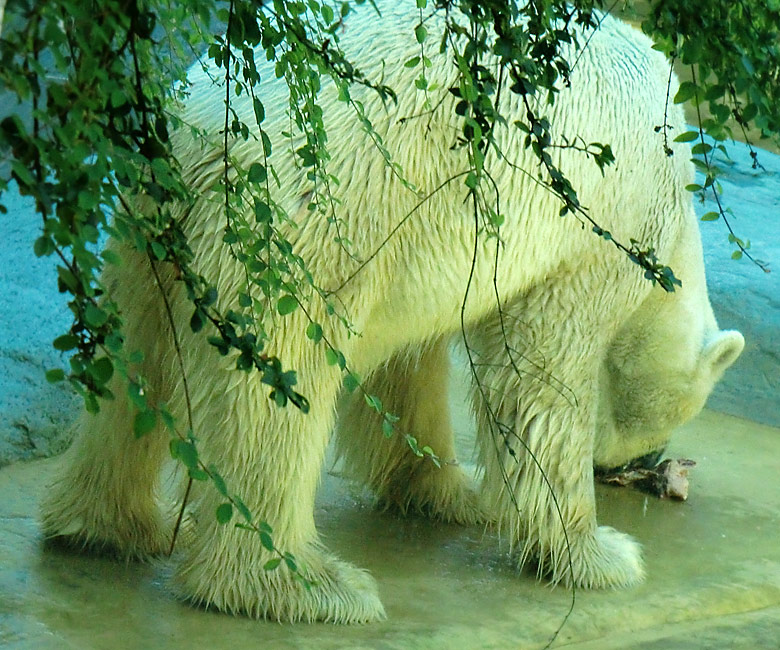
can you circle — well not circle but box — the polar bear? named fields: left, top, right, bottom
left=41, top=2, right=743, bottom=622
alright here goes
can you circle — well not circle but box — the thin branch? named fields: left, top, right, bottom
left=147, top=255, right=196, bottom=555
left=690, top=65, right=770, bottom=273
left=459, top=186, right=576, bottom=650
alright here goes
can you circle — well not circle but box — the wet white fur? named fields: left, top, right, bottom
left=41, top=4, right=743, bottom=621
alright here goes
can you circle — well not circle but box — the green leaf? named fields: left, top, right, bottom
left=154, top=116, right=169, bottom=143
left=414, top=24, right=427, bottom=44
left=264, top=557, right=281, bottom=571
left=382, top=418, right=395, bottom=438
left=190, top=308, right=206, bottom=333
left=254, top=201, right=272, bottom=223
left=296, top=146, right=317, bottom=167
left=731, top=250, right=743, bottom=260
left=253, top=98, right=265, bottom=124
left=84, top=393, right=100, bottom=415
left=259, top=531, right=275, bottom=552
left=209, top=465, right=229, bottom=496
left=680, top=37, right=704, bottom=65
left=159, top=405, right=175, bottom=432
left=134, top=409, right=157, bottom=438
left=234, top=496, right=252, bottom=522
left=283, top=553, right=298, bottom=572
left=337, top=82, right=351, bottom=102
left=364, top=393, right=382, bottom=412
left=89, top=357, right=114, bottom=385
left=170, top=438, right=199, bottom=468
left=85, top=303, right=108, bottom=328
left=704, top=84, right=726, bottom=101
left=306, top=321, right=323, bottom=343
left=202, top=287, right=218, bottom=307
left=423, top=446, right=442, bottom=467
left=673, top=81, right=698, bottom=104
left=11, top=160, right=36, bottom=188
left=700, top=212, right=720, bottom=221
left=404, top=56, right=420, bottom=69
left=271, top=388, right=286, bottom=408
left=277, top=294, right=298, bottom=315
left=102, top=249, right=122, bottom=266
left=45, top=368, right=65, bottom=383
left=150, top=241, right=167, bottom=261
left=53, top=334, right=78, bottom=351
left=34, top=236, right=54, bottom=257
left=405, top=434, right=423, bottom=457
left=673, top=130, right=699, bottom=143
left=216, top=502, right=233, bottom=524
left=188, top=467, right=209, bottom=481
left=248, top=162, right=267, bottom=183
left=325, top=347, right=339, bottom=366
left=343, top=372, right=360, bottom=393
left=741, top=103, right=758, bottom=123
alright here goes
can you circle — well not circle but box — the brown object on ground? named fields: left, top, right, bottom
left=599, top=459, right=697, bottom=500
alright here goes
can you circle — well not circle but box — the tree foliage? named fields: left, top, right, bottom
left=642, top=0, right=779, bottom=267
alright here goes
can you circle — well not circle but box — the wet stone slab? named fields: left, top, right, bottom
left=1, top=409, right=779, bottom=650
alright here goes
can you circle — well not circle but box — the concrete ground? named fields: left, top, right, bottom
left=1, top=408, right=778, bottom=650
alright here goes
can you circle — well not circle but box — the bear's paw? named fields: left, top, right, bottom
left=40, top=501, right=175, bottom=559
left=556, top=525, right=645, bottom=589
left=172, top=546, right=386, bottom=623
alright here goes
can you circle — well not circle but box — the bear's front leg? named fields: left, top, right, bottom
left=469, top=279, right=646, bottom=589
left=478, top=399, right=645, bottom=588
left=170, top=344, right=385, bottom=623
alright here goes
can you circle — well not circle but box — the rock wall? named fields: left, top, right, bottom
left=1, top=188, right=77, bottom=466
left=698, top=141, right=780, bottom=427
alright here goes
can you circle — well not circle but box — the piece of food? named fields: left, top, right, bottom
left=598, top=458, right=696, bottom=500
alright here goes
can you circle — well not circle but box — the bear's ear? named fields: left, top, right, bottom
left=702, top=330, right=745, bottom=377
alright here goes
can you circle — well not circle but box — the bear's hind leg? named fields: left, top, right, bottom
left=40, top=379, right=173, bottom=559
left=40, top=249, right=176, bottom=558
left=170, top=338, right=385, bottom=623
left=335, top=339, right=486, bottom=526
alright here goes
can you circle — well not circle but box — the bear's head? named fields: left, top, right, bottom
left=592, top=232, right=744, bottom=472
left=593, top=327, right=744, bottom=472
